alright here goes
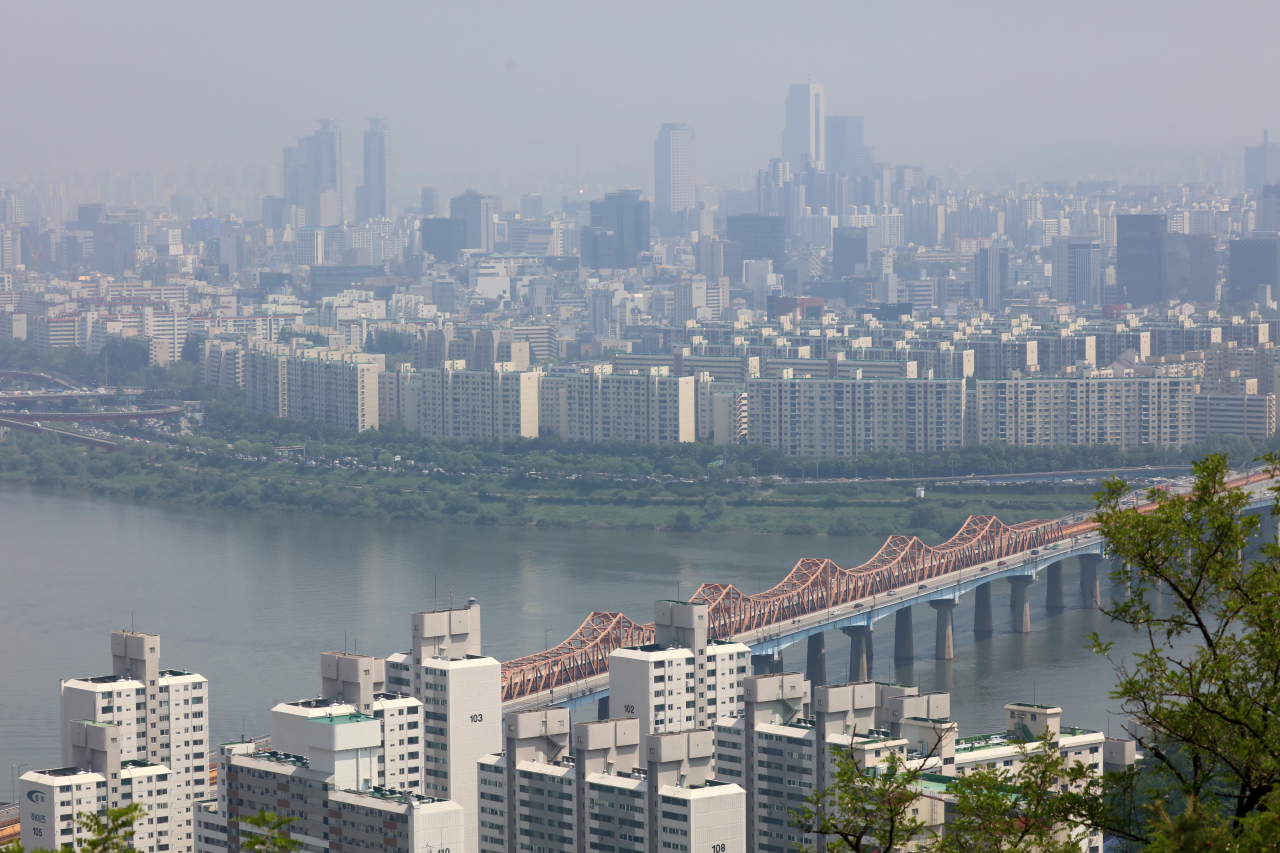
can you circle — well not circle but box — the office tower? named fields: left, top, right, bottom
left=726, top=214, right=786, bottom=272
left=519, top=193, right=543, bottom=220
left=826, top=115, right=871, bottom=177
left=654, top=122, right=696, bottom=213
left=832, top=226, right=871, bottom=278
left=170, top=192, right=196, bottom=218
left=974, top=246, right=1009, bottom=310
left=756, top=158, right=790, bottom=215
left=783, top=83, right=824, bottom=172
left=1260, top=184, right=1280, bottom=232
left=1116, top=214, right=1169, bottom=305
left=1245, top=131, right=1280, bottom=191
left=358, top=118, right=390, bottom=223
left=586, top=189, right=651, bottom=269
left=421, top=186, right=439, bottom=216
left=1049, top=236, right=1102, bottom=306
left=609, top=600, right=751, bottom=734
left=450, top=190, right=495, bottom=253
left=284, top=120, right=343, bottom=228
left=1228, top=235, right=1280, bottom=304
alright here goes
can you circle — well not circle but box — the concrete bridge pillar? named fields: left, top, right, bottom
left=1008, top=576, right=1033, bottom=633
left=806, top=633, right=826, bottom=687
left=974, top=582, right=993, bottom=634
left=1046, top=561, right=1065, bottom=610
left=1079, top=554, right=1104, bottom=610
left=929, top=600, right=956, bottom=660
left=841, top=626, right=872, bottom=682
left=751, top=653, right=782, bottom=675
left=894, top=607, right=914, bottom=661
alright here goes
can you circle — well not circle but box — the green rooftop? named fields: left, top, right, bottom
left=311, top=713, right=374, bottom=725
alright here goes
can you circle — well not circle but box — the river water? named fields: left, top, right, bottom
left=0, top=484, right=1147, bottom=786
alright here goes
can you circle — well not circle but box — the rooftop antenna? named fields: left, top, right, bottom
left=449, top=589, right=454, bottom=611
left=345, top=631, right=348, bottom=654
left=354, top=638, right=358, bottom=655
left=435, top=575, right=438, bottom=610
left=131, top=611, right=134, bottom=632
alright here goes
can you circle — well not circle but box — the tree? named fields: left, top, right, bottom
left=1087, top=452, right=1280, bottom=846
left=938, top=728, right=1101, bottom=853
left=792, top=737, right=935, bottom=852
left=238, top=811, right=302, bottom=853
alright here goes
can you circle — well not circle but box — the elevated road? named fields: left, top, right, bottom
left=0, top=407, right=183, bottom=422
left=501, top=468, right=1279, bottom=712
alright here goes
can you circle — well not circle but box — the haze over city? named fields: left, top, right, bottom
left=5, top=3, right=1280, bottom=852
left=3, top=1, right=1277, bottom=196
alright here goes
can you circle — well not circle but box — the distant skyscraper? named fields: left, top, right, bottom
left=450, top=190, right=495, bottom=253
left=1117, top=214, right=1168, bottom=305
left=357, top=118, right=390, bottom=223
left=974, top=246, right=1008, bottom=310
left=1049, top=236, right=1102, bottom=306
left=825, top=115, right=870, bottom=177
left=283, top=120, right=343, bottom=228
left=1245, top=131, right=1280, bottom=192
left=832, top=227, right=871, bottom=278
left=726, top=214, right=786, bottom=273
left=520, top=193, right=543, bottom=220
left=586, top=190, right=650, bottom=269
left=783, top=83, right=824, bottom=172
left=654, top=123, right=696, bottom=213
left=421, top=187, right=439, bottom=216
left=1228, top=236, right=1280, bottom=304
left=1259, top=184, right=1280, bottom=232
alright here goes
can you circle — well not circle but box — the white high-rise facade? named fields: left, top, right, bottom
left=783, top=84, right=824, bottom=172
left=609, top=601, right=751, bottom=736
left=22, top=631, right=210, bottom=853
left=654, top=123, right=696, bottom=214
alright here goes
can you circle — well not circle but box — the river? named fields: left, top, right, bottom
left=0, top=483, right=1148, bottom=789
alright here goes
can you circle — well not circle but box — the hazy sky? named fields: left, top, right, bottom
left=3, top=1, right=1277, bottom=190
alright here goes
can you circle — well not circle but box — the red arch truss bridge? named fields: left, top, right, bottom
left=691, top=515, right=1064, bottom=639
left=500, top=514, right=1065, bottom=702
left=501, top=612, right=654, bottom=702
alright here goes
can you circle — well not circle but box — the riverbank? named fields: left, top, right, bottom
left=0, top=431, right=1096, bottom=537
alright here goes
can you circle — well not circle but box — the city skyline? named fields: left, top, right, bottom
left=2, top=2, right=1278, bottom=191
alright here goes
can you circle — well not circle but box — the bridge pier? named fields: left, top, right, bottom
left=1046, top=561, right=1065, bottom=610
left=1008, top=576, right=1033, bottom=633
left=751, top=653, right=783, bottom=675
left=842, top=626, right=872, bottom=682
left=1079, top=554, right=1104, bottom=609
left=1111, top=557, right=1130, bottom=600
left=929, top=600, right=956, bottom=660
left=806, top=633, right=827, bottom=687
left=894, top=607, right=914, bottom=661
left=974, top=582, right=993, bottom=634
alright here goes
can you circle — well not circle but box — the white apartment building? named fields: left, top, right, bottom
left=214, top=747, right=463, bottom=853
left=746, top=375, right=966, bottom=457
left=609, top=601, right=751, bottom=736
left=476, top=709, right=747, bottom=853
left=969, top=377, right=1199, bottom=448
left=385, top=602, right=503, bottom=853
left=400, top=365, right=540, bottom=440
left=22, top=746, right=177, bottom=853
left=539, top=365, right=696, bottom=444
left=244, top=340, right=382, bottom=432
left=22, top=631, right=210, bottom=853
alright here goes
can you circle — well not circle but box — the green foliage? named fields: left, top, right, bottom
left=238, top=811, right=302, bottom=853
left=669, top=510, right=696, bottom=532
left=938, top=728, right=1100, bottom=853
left=827, top=515, right=863, bottom=537
left=792, top=738, right=933, bottom=852
left=1089, top=452, right=1280, bottom=847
